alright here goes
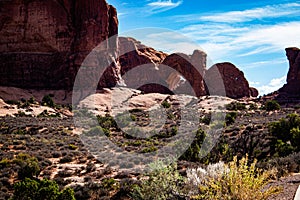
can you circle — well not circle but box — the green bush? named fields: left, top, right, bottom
left=13, top=153, right=40, bottom=180
left=101, top=178, right=119, bottom=191
left=42, top=94, right=55, bottom=108
left=264, top=100, right=280, bottom=111
left=225, top=102, right=246, bottom=111
left=12, top=178, right=75, bottom=200
left=5, top=100, right=20, bottom=106
left=85, top=126, right=110, bottom=137
left=97, top=114, right=118, bottom=130
left=269, top=113, right=300, bottom=154
left=68, top=144, right=78, bottom=150
left=161, top=100, right=171, bottom=109
left=140, top=146, right=158, bottom=153
left=249, top=103, right=258, bottom=110
left=131, top=161, right=185, bottom=200
left=225, top=112, right=237, bottom=126
left=291, top=127, right=300, bottom=150
left=274, top=139, right=294, bottom=157
left=180, top=128, right=206, bottom=162
left=200, top=113, right=211, bottom=125
left=0, top=158, right=11, bottom=169
left=28, top=97, right=35, bottom=104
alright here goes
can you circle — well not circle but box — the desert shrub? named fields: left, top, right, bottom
left=28, top=97, right=35, bottom=104
left=97, top=114, right=118, bottom=129
left=5, top=100, right=20, bottom=106
left=291, top=127, right=300, bottom=150
left=68, top=144, right=78, bottom=150
left=225, top=112, right=237, bottom=126
left=13, top=153, right=40, bottom=180
left=259, top=152, right=300, bottom=177
left=101, top=178, right=119, bottom=191
left=249, top=103, right=258, bottom=110
left=225, top=102, right=246, bottom=111
left=72, top=182, right=111, bottom=199
left=274, top=139, right=294, bottom=157
left=180, top=128, right=206, bottom=162
left=42, top=94, right=55, bottom=108
left=140, top=146, right=158, bottom=153
left=15, top=111, right=27, bottom=117
left=11, top=128, right=26, bottom=135
left=85, top=126, right=110, bottom=137
left=0, top=158, right=11, bottom=169
left=59, top=155, right=73, bottom=164
left=264, top=100, right=280, bottom=111
left=131, top=160, right=185, bottom=200
left=114, top=113, right=131, bottom=128
left=269, top=113, right=300, bottom=154
left=188, top=155, right=281, bottom=200
left=11, top=178, right=75, bottom=200
left=19, top=100, right=30, bottom=109
left=161, top=100, right=171, bottom=109
left=200, top=113, right=211, bottom=125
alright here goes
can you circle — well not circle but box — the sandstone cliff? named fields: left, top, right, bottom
left=278, top=47, right=300, bottom=97
left=0, top=0, right=119, bottom=90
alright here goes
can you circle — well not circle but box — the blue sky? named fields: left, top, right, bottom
left=107, top=0, right=300, bottom=95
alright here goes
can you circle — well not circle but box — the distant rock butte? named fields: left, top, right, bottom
left=0, top=0, right=257, bottom=99
left=205, top=63, right=256, bottom=99
left=278, top=47, right=300, bottom=97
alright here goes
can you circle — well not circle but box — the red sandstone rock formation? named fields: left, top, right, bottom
left=0, top=0, right=119, bottom=90
left=118, top=37, right=207, bottom=96
left=117, top=38, right=255, bottom=98
left=249, top=87, right=259, bottom=97
left=0, top=1, right=256, bottom=99
left=205, top=62, right=254, bottom=99
left=278, top=47, right=300, bottom=96
left=161, top=51, right=207, bottom=96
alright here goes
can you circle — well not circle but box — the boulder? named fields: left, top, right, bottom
left=249, top=87, right=259, bottom=97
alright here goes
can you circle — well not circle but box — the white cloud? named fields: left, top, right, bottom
left=123, top=30, right=201, bottom=54
left=180, top=21, right=300, bottom=62
left=242, top=59, right=287, bottom=69
left=175, top=3, right=300, bottom=23
left=256, top=76, right=286, bottom=95
left=249, top=81, right=260, bottom=86
left=147, top=0, right=182, bottom=14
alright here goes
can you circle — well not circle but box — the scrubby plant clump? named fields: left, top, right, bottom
left=13, top=153, right=40, bottom=180
left=225, top=111, right=237, bottom=125
left=269, top=113, right=300, bottom=156
left=12, top=178, right=75, bottom=200
left=264, top=100, right=280, bottom=111
left=131, top=160, right=185, bottom=200
left=187, top=155, right=281, bottom=200
left=225, top=102, right=246, bottom=111
left=180, top=128, right=206, bottom=162
left=42, top=94, right=55, bottom=108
